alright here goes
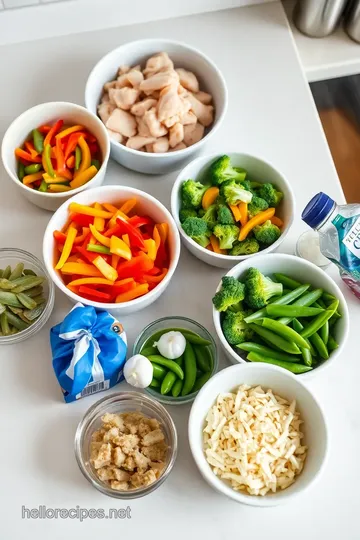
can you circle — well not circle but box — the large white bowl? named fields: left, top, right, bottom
left=171, top=153, right=295, bottom=268
left=212, top=253, right=349, bottom=378
left=188, top=363, right=328, bottom=507
left=85, top=39, right=227, bottom=175
left=43, top=186, right=181, bottom=316
left=1, top=102, right=110, bottom=212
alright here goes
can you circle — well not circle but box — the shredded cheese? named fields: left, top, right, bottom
left=203, top=384, right=307, bottom=496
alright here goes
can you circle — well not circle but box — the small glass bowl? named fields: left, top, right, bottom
left=0, top=248, right=55, bottom=345
left=74, top=392, right=178, bottom=499
left=133, top=316, right=218, bottom=405
left=295, top=231, right=331, bottom=270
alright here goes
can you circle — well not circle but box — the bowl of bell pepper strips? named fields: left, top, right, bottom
left=43, top=185, right=181, bottom=315
left=1, top=102, right=110, bottom=211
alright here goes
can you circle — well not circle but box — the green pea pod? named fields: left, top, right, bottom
left=329, top=310, right=342, bottom=328
left=33, top=295, right=46, bottom=305
left=247, top=352, right=312, bottom=374
left=181, top=331, right=211, bottom=346
left=175, top=354, right=183, bottom=367
left=23, top=304, right=45, bottom=321
left=148, top=355, right=184, bottom=380
left=161, top=372, right=177, bottom=395
left=18, top=161, right=25, bottom=181
left=0, top=312, right=10, bottom=335
left=152, top=363, right=167, bottom=381
left=192, top=371, right=212, bottom=392
left=309, top=332, right=329, bottom=359
left=2, top=266, right=11, bottom=280
left=0, top=279, right=17, bottom=290
left=194, top=345, right=212, bottom=372
left=11, top=276, right=45, bottom=294
left=17, top=293, right=37, bottom=310
left=327, top=334, right=339, bottom=352
left=244, top=284, right=310, bottom=323
left=5, top=309, right=29, bottom=331
left=75, top=146, right=82, bottom=170
left=236, top=342, right=301, bottom=362
left=26, top=286, right=44, bottom=298
left=249, top=324, right=301, bottom=354
left=39, top=180, right=48, bottom=192
left=258, top=318, right=310, bottom=350
left=141, top=346, right=157, bottom=357
left=0, top=291, right=22, bottom=307
left=23, top=269, right=37, bottom=276
left=32, top=128, right=44, bottom=153
left=276, top=288, right=324, bottom=326
left=171, top=379, right=183, bottom=397
left=0, top=304, right=6, bottom=315
left=320, top=320, right=329, bottom=345
left=292, top=319, right=313, bottom=366
left=265, top=305, right=324, bottom=318
left=149, top=379, right=160, bottom=389
left=24, top=163, right=42, bottom=175
left=273, top=273, right=302, bottom=290
left=9, top=263, right=25, bottom=281
left=322, top=292, right=336, bottom=305
left=300, top=301, right=339, bottom=339
left=181, top=341, right=197, bottom=396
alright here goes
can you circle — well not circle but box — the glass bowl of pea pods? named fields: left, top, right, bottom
left=0, top=248, right=55, bottom=344
left=133, top=316, right=218, bottom=405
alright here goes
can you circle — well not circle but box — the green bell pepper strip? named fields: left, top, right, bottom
left=75, top=146, right=82, bottom=170
left=273, top=273, right=302, bottom=289
left=32, top=128, right=44, bottom=153
left=327, top=334, right=339, bottom=352
left=171, top=379, right=183, bottom=397
left=236, top=342, right=301, bottom=362
left=194, top=345, right=213, bottom=372
left=300, top=301, right=339, bottom=338
left=265, top=305, right=324, bottom=318
left=91, top=159, right=101, bottom=170
left=39, top=180, right=48, bottom=192
left=44, top=144, right=55, bottom=177
left=148, top=355, right=184, bottom=380
left=244, top=284, right=310, bottom=323
left=161, top=371, right=177, bottom=395
left=192, top=371, right=212, bottom=392
left=276, top=288, right=324, bottom=326
left=87, top=244, right=111, bottom=254
left=249, top=324, right=301, bottom=354
left=257, top=318, right=310, bottom=350
left=309, top=332, right=329, bottom=359
left=181, top=341, right=197, bottom=396
left=320, top=320, right=329, bottom=345
left=247, top=352, right=312, bottom=374
left=18, top=162, right=25, bottom=181
left=24, top=163, right=42, bottom=174
left=152, top=363, right=167, bottom=381
left=292, top=319, right=312, bottom=366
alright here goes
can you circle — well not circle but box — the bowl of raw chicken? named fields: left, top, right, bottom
left=85, top=39, right=228, bottom=174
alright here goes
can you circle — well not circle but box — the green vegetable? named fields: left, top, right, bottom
left=24, top=163, right=42, bottom=175
left=250, top=324, right=301, bottom=354
left=327, top=334, right=339, bottom=352
left=322, top=292, right=336, bottom=305
left=9, top=263, right=25, bottom=281
left=309, top=332, right=329, bottom=359
left=194, top=345, right=212, bottom=372
left=0, top=312, right=10, bottom=335
left=236, top=342, right=301, bottom=362
left=2, top=266, right=11, bottom=279
left=181, top=341, right=197, bottom=396
left=247, top=352, right=312, bottom=374
left=292, top=319, right=313, bottom=366
left=181, top=179, right=209, bottom=209
left=220, top=180, right=253, bottom=205
left=273, top=273, right=302, bottom=289
left=150, top=379, right=160, bottom=388
left=26, top=286, right=44, bottom=298
left=244, top=284, right=310, bottom=323
left=276, top=289, right=324, bottom=325
left=152, top=363, right=167, bottom=380
left=38, top=180, right=48, bottom=192
left=320, top=320, right=329, bottom=345
left=209, top=155, right=247, bottom=185
left=0, top=279, right=17, bottom=290
left=148, top=355, right=184, bottom=380
left=0, top=291, right=22, bottom=307
left=32, top=128, right=44, bottom=153
left=0, top=304, right=5, bottom=315
left=141, top=346, right=158, bottom=357
left=180, top=331, right=211, bottom=346
left=253, top=220, right=281, bottom=245
left=91, top=159, right=100, bottom=170
left=179, top=208, right=197, bottom=223
left=265, top=305, right=324, bottom=318
left=182, top=217, right=211, bottom=248
left=11, top=276, right=44, bottom=293
left=300, top=301, right=339, bottom=338
left=244, top=267, right=283, bottom=309
left=87, top=244, right=111, bottom=254
left=222, top=310, right=254, bottom=345
left=44, top=144, right=55, bottom=177
left=257, top=318, right=310, bottom=350
left=192, top=371, right=212, bottom=392
left=217, top=204, right=235, bottom=225
left=23, top=269, right=37, bottom=276
left=201, top=204, right=218, bottom=230
left=213, top=224, right=239, bottom=250
left=212, top=276, right=245, bottom=312
left=23, top=304, right=45, bottom=321
left=75, top=146, right=82, bottom=170
left=5, top=310, right=29, bottom=331
left=171, top=379, right=183, bottom=397
left=248, top=196, right=269, bottom=219
left=230, top=238, right=259, bottom=256
left=17, top=293, right=37, bottom=310
left=161, top=371, right=177, bottom=395
left=18, top=161, right=25, bottom=182
left=257, top=183, right=283, bottom=207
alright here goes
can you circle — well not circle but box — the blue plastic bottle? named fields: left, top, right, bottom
left=302, top=192, right=360, bottom=298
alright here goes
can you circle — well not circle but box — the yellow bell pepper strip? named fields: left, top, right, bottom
left=238, top=202, right=248, bottom=227
left=22, top=172, right=43, bottom=185
left=55, top=125, right=84, bottom=140
left=110, top=236, right=132, bottom=260
left=202, top=186, right=219, bottom=210
left=103, top=203, right=118, bottom=213
left=210, top=234, right=227, bottom=254
left=238, top=207, right=275, bottom=241
left=153, top=226, right=161, bottom=250
left=66, top=155, right=75, bottom=169
left=89, top=223, right=111, bottom=247
left=111, top=254, right=120, bottom=269
left=61, top=262, right=103, bottom=277
left=122, top=234, right=130, bottom=247
left=42, top=144, right=56, bottom=177
left=67, top=277, right=115, bottom=287
left=42, top=173, right=70, bottom=184
left=120, top=198, right=137, bottom=215
left=68, top=203, right=113, bottom=219
left=143, top=238, right=157, bottom=261
left=74, top=136, right=91, bottom=177
left=94, top=203, right=105, bottom=231
left=229, top=204, right=241, bottom=222
left=156, top=223, right=168, bottom=244
left=271, top=216, right=284, bottom=228
left=48, top=185, right=72, bottom=192
left=108, top=208, right=129, bottom=228
left=115, top=283, right=149, bottom=303
left=55, top=224, right=78, bottom=270
left=70, top=165, right=97, bottom=189
left=92, top=256, right=118, bottom=281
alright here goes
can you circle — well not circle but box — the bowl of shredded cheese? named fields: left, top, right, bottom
left=188, top=363, right=328, bottom=506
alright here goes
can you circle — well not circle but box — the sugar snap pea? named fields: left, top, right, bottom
left=32, top=128, right=44, bottom=153
left=327, top=334, right=339, bottom=352
left=0, top=291, right=22, bottom=307
left=320, top=320, right=329, bottom=345
left=23, top=269, right=37, bottom=276
left=161, top=371, right=177, bottom=395
left=236, top=342, right=301, bottom=362
left=309, top=332, right=329, bottom=359
left=181, top=341, right=197, bottom=396
left=0, top=304, right=5, bottom=315
left=18, top=161, right=25, bottom=181
left=23, top=304, right=45, bottom=321
left=39, top=180, right=48, bottom=192
left=2, top=266, right=11, bottom=280
left=5, top=310, right=29, bottom=331
left=244, top=284, right=310, bottom=323
left=171, top=379, right=183, bottom=397
left=192, top=371, right=212, bottom=392
left=151, top=363, right=167, bottom=381
left=17, top=293, right=37, bottom=310
left=149, top=379, right=160, bottom=388
left=250, top=324, right=301, bottom=354
left=141, top=346, right=158, bottom=357
left=273, top=273, right=302, bottom=290
left=322, top=292, right=336, bottom=305
left=0, top=312, right=10, bottom=335
left=300, top=300, right=339, bottom=338
left=258, top=318, right=310, bottom=350
left=194, top=345, right=212, bottom=372
left=247, top=352, right=313, bottom=374
left=276, top=288, right=324, bottom=325
left=75, top=146, right=82, bottom=170
left=148, top=355, right=184, bottom=380
left=175, top=354, right=183, bottom=367
left=9, top=263, right=24, bottom=280
left=265, top=305, right=324, bottom=318
left=292, top=319, right=312, bottom=366
left=292, top=319, right=316, bottom=355
left=181, top=331, right=211, bottom=346
left=24, top=163, right=42, bottom=175
left=11, top=276, right=45, bottom=293
left=0, top=279, right=17, bottom=290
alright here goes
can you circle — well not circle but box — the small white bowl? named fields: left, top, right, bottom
left=1, top=102, right=110, bottom=212
left=212, top=253, right=349, bottom=378
left=188, top=363, right=328, bottom=507
left=85, top=39, right=227, bottom=175
left=171, top=153, right=295, bottom=268
left=43, top=185, right=181, bottom=316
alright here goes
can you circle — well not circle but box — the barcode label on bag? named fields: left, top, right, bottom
left=79, top=380, right=110, bottom=398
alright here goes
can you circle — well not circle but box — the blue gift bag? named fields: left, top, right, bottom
left=50, top=303, right=127, bottom=403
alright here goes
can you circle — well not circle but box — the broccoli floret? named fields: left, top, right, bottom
left=253, top=220, right=281, bottom=246
left=213, top=224, right=239, bottom=250
left=201, top=204, right=218, bottom=230
left=244, top=267, right=283, bottom=309
left=230, top=238, right=260, bottom=256
left=220, top=180, right=253, bottom=205
left=179, top=208, right=197, bottom=223
left=240, top=179, right=253, bottom=193
left=222, top=310, right=254, bottom=345
left=210, top=155, right=248, bottom=186
left=247, top=196, right=269, bottom=219
left=198, top=208, right=205, bottom=217
left=258, top=183, right=283, bottom=207
left=212, top=276, right=245, bottom=312
left=181, top=179, right=209, bottom=209
left=182, top=217, right=211, bottom=248
left=217, top=204, right=235, bottom=225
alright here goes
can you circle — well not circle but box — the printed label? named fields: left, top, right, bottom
left=78, top=380, right=109, bottom=398
left=342, top=216, right=360, bottom=259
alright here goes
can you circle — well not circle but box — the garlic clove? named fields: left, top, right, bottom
left=156, top=331, right=186, bottom=360
left=123, top=354, right=153, bottom=388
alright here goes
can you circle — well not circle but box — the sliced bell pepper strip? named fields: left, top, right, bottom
left=68, top=277, right=114, bottom=287
left=75, top=146, right=82, bottom=170
left=74, top=136, right=91, bottom=177
left=108, top=209, right=129, bottom=228
left=116, top=217, right=145, bottom=249
left=111, top=254, right=120, bottom=269
left=42, top=173, right=69, bottom=184
left=56, top=136, right=66, bottom=174
left=64, top=133, right=83, bottom=160
left=87, top=244, right=110, bottom=254
left=24, top=141, right=39, bottom=158
left=44, top=119, right=63, bottom=147
left=271, top=216, right=284, bottom=228
left=155, top=223, right=168, bottom=244
left=122, top=234, right=130, bottom=246
left=38, top=125, right=51, bottom=134
left=70, top=165, right=97, bottom=189
left=15, top=148, right=42, bottom=163
left=146, top=266, right=161, bottom=276
left=143, top=268, right=168, bottom=283
left=153, top=226, right=161, bottom=250
left=103, top=203, right=118, bottom=213
left=56, top=166, right=72, bottom=180
left=22, top=172, right=43, bottom=185
left=239, top=207, right=275, bottom=241
left=111, top=278, right=136, bottom=295
left=75, top=246, right=97, bottom=264
left=110, top=236, right=132, bottom=260
left=78, top=286, right=111, bottom=301
left=55, top=125, right=84, bottom=140
left=103, top=223, right=123, bottom=238
left=239, top=202, right=248, bottom=227
left=202, top=186, right=219, bottom=210
left=39, top=180, right=48, bottom=192
left=61, top=262, right=103, bottom=277
left=55, top=224, right=78, bottom=270
left=143, top=238, right=157, bottom=261
left=42, top=144, right=56, bottom=177
left=32, top=129, right=44, bottom=153
left=119, top=198, right=137, bottom=215
left=229, top=204, right=241, bottom=222
left=69, top=203, right=113, bottom=219
left=93, top=203, right=105, bottom=231
left=48, top=185, right=72, bottom=192
left=66, top=155, right=75, bottom=169
left=210, top=234, right=227, bottom=254
left=117, top=252, right=154, bottom=280
left=53, top=230, right=67, bottom=244
left=89, top=223, right=110, bottom=247
left=92, top=256, right=118, bottom=281
left=115, top=283, right=149, bottom=303
left=128, top=215, right=154, bottom=228
left=71, top=213, right=94, bottom=226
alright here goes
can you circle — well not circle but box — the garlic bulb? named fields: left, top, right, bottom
left=156, top=331, right=186, bottom=360
left=123, top=354, right=153, bottom=389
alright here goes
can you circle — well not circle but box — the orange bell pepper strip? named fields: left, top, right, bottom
left=68, top=203, right=113, bottom=219
left=202, top=186, right=219, bottom=210
left=15, top=148, right=42, bottom=163
left=44, top=119, right=63, bottom=147
left=122, top=234, right=130, bottom=247
left=66, top=155, right=75, bottom=169
left=143, top=238, right=157, bottom=261
left=110, top=236, right=132, bottom=260
left=271, top=216, right=284, bottom=228
left=155, top=223, right=168, bottom=244
left=210, top=235, right=227, bottom=254
left=119, top=198, right=137, bottom=215
left=117, top=253, right=154, bottom=280
left=238, top=202, right=248, bottom=227
left=93, top=203, right=105, bottom=231
left=111, top=278, right=136, bottom=296
left=70, top=165, right=97, bottom=189
left=229, top=204, right=241, bottom=222
left=103, top=203, right=119, bottom=213
left=111, top=254, right=120, bottom=269
left=89, top=224, right=110, bottom=247
left=153, top=226, right=161, bottom=250
left=92, top=256, right=118, bottom=281
left=67, top=277, right=115, bottom=287
left=22, top=172, right=43, bottom=185
left=56, top=137, right=66, bottom=174
left=73, top=227, right=90, bottom=245
left=24, top=141, right=38, bottom=158
left=115, top=283, right=149, bottom=303
left=74, top=136, right=91, bottom=178
left=55, top=125, right=84, bottom=140
left=143, top=268, right=168, bottom=283
left=42, top=173, right=70, bottom=184
left=238, top=208, right=275, bottom=241
left=108, top=209, right=129, bottom=228
left=61, top=262, right=103, bottom=277
left=48, top=185, right=72, bottom=192
left=55, top=224, right=78, bottom=270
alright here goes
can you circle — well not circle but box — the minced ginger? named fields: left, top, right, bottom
left=90, top=412, right=167, bottom=491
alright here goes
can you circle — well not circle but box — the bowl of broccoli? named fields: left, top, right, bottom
left=171, top=153, right=295, bottom=268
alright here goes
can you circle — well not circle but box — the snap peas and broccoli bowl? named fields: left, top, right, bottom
left=212, top=253, right=349, bottom=377
left=171, top=153, right=295, bottom=268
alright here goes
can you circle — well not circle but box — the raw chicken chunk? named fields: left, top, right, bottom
left=169, top=123, right=184, bottom=148
left=187, top=93, right=214, bottom=127
left=97, top=102, right=115, bottom=124
left=152, top=137, right=169, bottom=153
left=157, top=84, right=183, bottom=123
left=180, top=110, right=197, bottom=125
left=109, top=87, right=139, bottom=110
left=195, top=91, right=212, bottom=104
left=183, top=122, right=205, bottom=146
left=107, top=128, right=124, bottom=144
left=144, top=107, right=168, bottom=138
left=106, top=109, right=137, bottom=138
left=117, top=65, right=131, bottom=75
left=126, top=69, right=144, bottom=89
left=176, top=68, right=199, bottom=93
left=140, top=70, right=179, bottom=96
left=126, top=136, right=156, bottom=150
left=136, top=116, right=152, bottom=137
left=143, top=52, right=174, bottom=78
left=131, top=98, right=157, bottom=117
left=169, top=142, right=187, bottom=151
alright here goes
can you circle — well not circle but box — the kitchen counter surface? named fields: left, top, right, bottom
left=0, top=2, right=358, bottom=539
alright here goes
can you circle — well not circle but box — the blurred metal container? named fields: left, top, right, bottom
left=345, top=1, right=360, bottom=43
left=294, top=0, right=347, bottom=37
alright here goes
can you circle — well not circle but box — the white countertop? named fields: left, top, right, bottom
left=0, top=2, right=359, bottom=539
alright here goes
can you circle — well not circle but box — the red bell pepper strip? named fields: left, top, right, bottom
left=143, top=268, right=168, bottom=283
left=71, top=213, right=94, bottom=227
left=44, top=119, right=64, bottom=147
left=56, top=136, right=66, bottom=173
left=78, top=286, right=111, bottom=301
left=88, top=142, right=99, bottom=155
left=24, top=141, right=38, bottom=158
left=116, top=252, right=153, bottom=280
left=103, top=224, right=122, bottom=238
left=116, top=217, right=145, bottom=249
left=75, top=246, right=111, bottom=265
left=53, top=230, right=67, bottom=244
left=107, top=278, right=136, bottom=297
left=38, top=125, right=52, bottom=134
left=146, top=266, right=161, bottom=276
left=15, top=148, right=42, bottom=163
left=64, top=132, right=86, bottom=160
left=128, top=215, right=154, bottom=228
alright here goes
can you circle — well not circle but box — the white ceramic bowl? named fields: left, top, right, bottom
left=43, top=185, right=181, bottom=315
left=212, top=253, right=349, bottom=378
left=1, top=102, right=110, bottom=212
left=171, top=153, right=295, bottom=268
left=188, top=363, right=328, bottom=507
left=85, top=39, right=227, bottom=175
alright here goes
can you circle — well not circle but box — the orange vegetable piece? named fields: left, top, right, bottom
left=111, top=254, right=120, bottom=269
left=210, top=235, right=227, bottom=255
left=22, top=172, right=43, bottom=185
left=55, top=224, right=78, bottom=270
left=115, top=283, right=149, bottom=303
left=94, top=203, right=105, bottom=231
left=238, top=202, right=248, bottom=227
left=143, top=268, right=168, bottom=283
left=67, top=277, right=115, bottom=287
left=122, top=234, right=130, bottom=247
left=60, top=263, right=103, bottom=277
left=153, top=227, right=161, bottom=250
left=120, top=198, right=137, bottom=215
left=271, top=216, right=284, bottom=228
left=66, top=155, right=75, bottom=169
left=229, top=204, right=241, bottom=222
left=68, top=203, right=112, bottom=219
left=238, top=208, right=275, bottom=241
left=202, top=186, right=219, bottom=210
left=102, top=203, right=118, bottom=213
